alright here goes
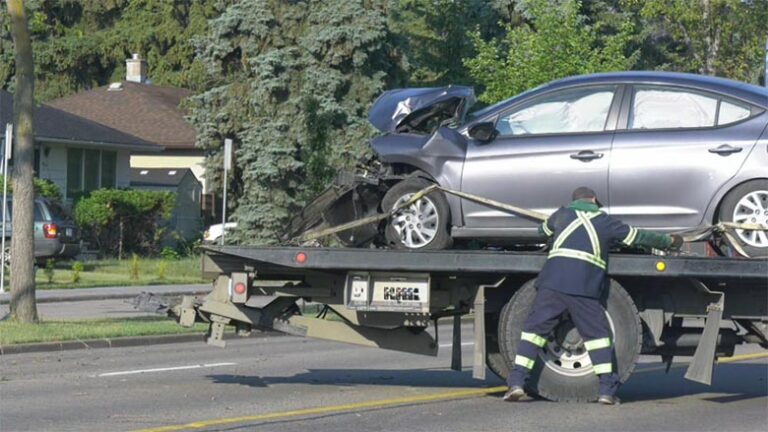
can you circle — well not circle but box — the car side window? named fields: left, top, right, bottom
left=496, top=86, right=617, bottom=136
left=718, top=100, right=751, bottom=126
left=630, top=86, right=718, bottom=129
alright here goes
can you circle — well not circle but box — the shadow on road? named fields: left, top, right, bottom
left=207, top=362, right=766, bottom=405
left=207, top=366, right=502, bottom=389
left=621, top=362, right=767, bottom=403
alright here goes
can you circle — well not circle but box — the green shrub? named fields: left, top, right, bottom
left=71, top=261, right=83, bottom=283
left=44, top=259, right=55, bottom=283
left=0, top=175, right=63, bottom=200
left=160, top=247, right=180, bottom=261
left=74, top=189, right=175, bottom=258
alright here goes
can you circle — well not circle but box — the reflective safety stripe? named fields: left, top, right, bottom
left=521, top=332, right=547, bottom=347
left=548, top=248, right=607, bottom=270
left=622, top=226, right=638, bottom=246
left=576, top=212, right=601, bottom=258
left=515, top=355, right=536, bottom=370
left=549, top=211, right=605, bottom=271
left=593, top=363, right=613, bottom=374
left=552, top=217, right=583, bottom=250
left=541, top=221, right=553, bottom=236
left=584, top=337, right=611, bottom=351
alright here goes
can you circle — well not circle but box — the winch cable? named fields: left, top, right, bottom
left=294, top=184, right=767, bottom=257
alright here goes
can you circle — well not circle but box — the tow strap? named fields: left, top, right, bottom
left=294, top=184, right=767, bottom=257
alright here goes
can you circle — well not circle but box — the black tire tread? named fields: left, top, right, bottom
left=497, top=279, right=641, bottom=402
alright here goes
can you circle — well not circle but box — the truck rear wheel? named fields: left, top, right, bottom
left=497, top=279, right=641, bottom=402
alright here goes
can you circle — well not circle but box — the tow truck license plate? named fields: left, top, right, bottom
left=345, top=272, right=430, bottom=312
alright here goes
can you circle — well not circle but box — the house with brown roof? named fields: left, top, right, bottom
left=46, top=55, right=208, bottom=196
left=0, top=90, right=161, bottom=203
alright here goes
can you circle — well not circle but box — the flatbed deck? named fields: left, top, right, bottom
left=202, top=246, right=768, bottom=280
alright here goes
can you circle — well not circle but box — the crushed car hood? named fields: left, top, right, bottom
left=368, top=86, right=476, bottom=133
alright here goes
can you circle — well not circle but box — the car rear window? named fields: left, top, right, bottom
left=718, top=100, right=751, bottom=126
left=46, top=201, right=71, bottom=220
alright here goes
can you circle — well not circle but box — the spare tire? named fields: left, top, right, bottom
left=497, top=279, right=641, bottom=402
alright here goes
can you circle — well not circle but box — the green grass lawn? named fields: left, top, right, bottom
left=26, top=256, right=207, bottom=289
left=0, top=316, right=208, bottom=345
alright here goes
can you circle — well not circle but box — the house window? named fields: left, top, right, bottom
left=66, top=148, right=118, bottom=200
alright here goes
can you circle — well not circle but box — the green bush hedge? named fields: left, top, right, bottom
left=74, top=189, right=175, bottom=258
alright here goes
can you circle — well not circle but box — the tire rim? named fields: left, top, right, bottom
left=541, top=312, right=615, bottom=378
left=390, top=193, right=439, bottom=249
left=731, top=190, right=768, bottom=248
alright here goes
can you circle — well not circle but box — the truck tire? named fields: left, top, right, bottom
left=718, top=179, right=768, bottom=258
left=381, top=178, right=452, bottom=250
left=497, top=279, right=641, bottom=402
left=485, top=313, right=510, bottom=380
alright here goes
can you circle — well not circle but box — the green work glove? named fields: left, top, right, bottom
left=668, top=234, right=684, bottom=251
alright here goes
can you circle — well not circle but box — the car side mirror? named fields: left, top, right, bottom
left=468, top=122, right=498, bottom=143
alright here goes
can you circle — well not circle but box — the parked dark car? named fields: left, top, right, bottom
left=3, top=197, right=81, bottom=265
left=290, top=72, right=768, bottom=257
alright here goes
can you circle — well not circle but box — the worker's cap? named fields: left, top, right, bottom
left=572, top=186, right=603, bottom=207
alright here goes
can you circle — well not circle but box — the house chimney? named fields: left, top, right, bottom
left=125, top=53, right=147, bottom=83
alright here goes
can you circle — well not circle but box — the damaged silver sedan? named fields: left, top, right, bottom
left=288, top=72, right=768, bottom=257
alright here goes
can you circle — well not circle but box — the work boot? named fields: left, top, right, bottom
left=597, top=394, right=620, bottom=405
left=503, top=386, right=526, bottom=402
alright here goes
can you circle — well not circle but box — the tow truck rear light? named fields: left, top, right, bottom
left=234, top=282, right=246, bottom=295
left=295, top=252, right=307, bottom=264
left=231, top=272, right=249, bottom=304
left=43, top=223, right=58, bottom=239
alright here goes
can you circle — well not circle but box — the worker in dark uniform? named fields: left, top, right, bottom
left=503, top=186, right=682, bottom=405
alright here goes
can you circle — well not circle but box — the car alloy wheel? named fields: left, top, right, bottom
left=390, top=193, right=439, bottom=249
left=731, top=190, right=768, bottom=248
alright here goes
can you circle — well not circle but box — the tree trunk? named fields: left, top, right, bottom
left=7, top=0, right=38, bottom=323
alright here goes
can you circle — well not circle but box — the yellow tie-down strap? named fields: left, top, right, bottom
left=295, top=184, right=768, bottom=257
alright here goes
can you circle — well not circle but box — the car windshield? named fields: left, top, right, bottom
left=467, top=83, right=548, bottom=121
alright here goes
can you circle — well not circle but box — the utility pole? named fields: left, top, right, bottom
left=221, top=138, right=232, bottom=245
left=764, top=39, right=767, bottom=88
left=0, top=123, right=11, bottom=294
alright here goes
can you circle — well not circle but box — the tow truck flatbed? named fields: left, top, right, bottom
left=173, top=245, right=768, bottom=402
left=201, top=246, right=768, bottom=280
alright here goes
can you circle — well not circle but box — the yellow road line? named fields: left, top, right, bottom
left=133, top=385, right=508, bottom=432
left=133, top=351, right=768, bottom=432
left=717, top=351, right=768, bottom=363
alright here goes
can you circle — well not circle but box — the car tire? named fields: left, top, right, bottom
left=381, top=177, right=452, bottom=250
left=718, top=179, right=768, bottom=258
left=497, top=279, right=641, bottom=402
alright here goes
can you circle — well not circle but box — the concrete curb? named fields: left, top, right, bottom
left=0, top=288, right=209, bottom=305
left=0, top=330, right=281, bottom=356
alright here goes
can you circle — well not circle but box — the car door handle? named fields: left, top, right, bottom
left=570, top=151, right=603, bottom=161
left=708, top=144, right=742, bottom=155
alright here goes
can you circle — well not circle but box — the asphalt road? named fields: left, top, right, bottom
left=1, top=326, right=766, bottom=432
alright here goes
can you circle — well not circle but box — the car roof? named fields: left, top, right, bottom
left=544, top=71, right=768, bottom=108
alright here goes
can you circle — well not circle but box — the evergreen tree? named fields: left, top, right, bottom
left=389, top=0, right=504, bottom=87
left=188, top=0, right=407, bottom=244
left=0, top=0, right=218, bottom=101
